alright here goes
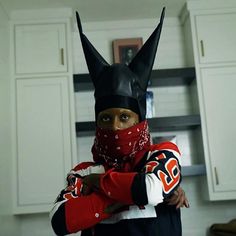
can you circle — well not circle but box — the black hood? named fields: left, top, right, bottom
left=76, top=8, right=165, bottom=120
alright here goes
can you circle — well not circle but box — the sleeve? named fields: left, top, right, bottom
left=50, top=162, right=112, bottom=235
left=140, top=142, right=182, bottom=205
left=50, top=193, right=114, bottom=235
left=99, top=142, right=182, bottom=207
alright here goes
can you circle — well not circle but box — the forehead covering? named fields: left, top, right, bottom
left=76, top=8, right=165, bottom=120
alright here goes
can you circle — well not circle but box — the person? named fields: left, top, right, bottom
left=50, top=7, right=189, bottom=236
left=122, top=47, right=136, bottom=65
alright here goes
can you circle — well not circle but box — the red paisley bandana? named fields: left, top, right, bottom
left=92, top=120, right=150, bottom=171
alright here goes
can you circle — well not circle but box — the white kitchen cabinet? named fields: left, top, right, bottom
left=186, top=0, right=236, bottom=67
left=14, top=77, right=72, bottom=213
left=11, top=9, right=76, bottom=214
left=185, top=0, right=236, bottom=200
left=199, top=67, right=236, bottom=200
left=15, top=23, right=67, bottom=74
left=195, top=13, right=236, bottom=64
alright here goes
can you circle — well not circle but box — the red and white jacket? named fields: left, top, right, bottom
left=50, top=142, right=181, bottom=235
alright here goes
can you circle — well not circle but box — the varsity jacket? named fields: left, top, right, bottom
left=50, top=142, right=182, bottom=236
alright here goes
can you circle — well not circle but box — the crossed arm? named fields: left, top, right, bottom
left=83, top=173, right=189, bottom=212
left=50, top=144, right=189, bottom=235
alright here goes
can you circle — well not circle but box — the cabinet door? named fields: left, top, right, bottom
left=15, top=23, right=67, bottom=74
left=15, top=77, right=72, bottom=213
left=195, top=13, right=236, bottom=64
left=200, top=67, right=236, bottom=200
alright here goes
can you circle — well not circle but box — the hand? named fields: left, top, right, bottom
left=82, top=174, right=101, bottom=192
left=166, top=186, right=190, bottom=209
left=81, top=183, right=93, bottom=195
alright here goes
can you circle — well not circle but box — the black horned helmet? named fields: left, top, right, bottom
left=76, top=8, right=165, bottom=121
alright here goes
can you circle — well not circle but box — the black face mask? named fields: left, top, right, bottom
left=76, top=8, right=165, bottom=121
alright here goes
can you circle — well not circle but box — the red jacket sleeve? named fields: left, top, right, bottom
left=100, top=171, right=137, bottom=205
left=50, top=193, right=114, bottom=235
left=50, top=162, right=112, bottom=235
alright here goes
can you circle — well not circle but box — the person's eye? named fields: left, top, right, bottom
left=120, top=113, right=130, bottom=121
left=100, top=114, right=111, bottom=122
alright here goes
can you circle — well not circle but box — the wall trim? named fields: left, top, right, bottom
left=73, top=17, right=182, bottom=32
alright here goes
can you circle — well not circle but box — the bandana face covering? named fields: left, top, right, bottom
left=92, top=120, right=150, bottom=170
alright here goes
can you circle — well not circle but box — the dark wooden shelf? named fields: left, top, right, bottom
left=182, top=164, right=206, bottom=176
left=149, top=67, right=196, bottom=87
left=147, top=115, right=201, bottom=132
left=73, top=67, right=196, bottom=92
left=75, top=114, right=201, bottom=137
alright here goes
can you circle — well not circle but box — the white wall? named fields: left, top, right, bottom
left=72, top=17, right=188, bottom=74
left=1, top=13, right=236, bottom=236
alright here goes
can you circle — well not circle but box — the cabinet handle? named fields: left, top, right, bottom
left=214, top=167, right=219, bottom=185
left=200, top=40, right=205, bottom=57
left=61, top=48, right=65, bottom=65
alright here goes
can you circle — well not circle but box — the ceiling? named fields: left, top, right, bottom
left=0, top=0, right=189, bottom=22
